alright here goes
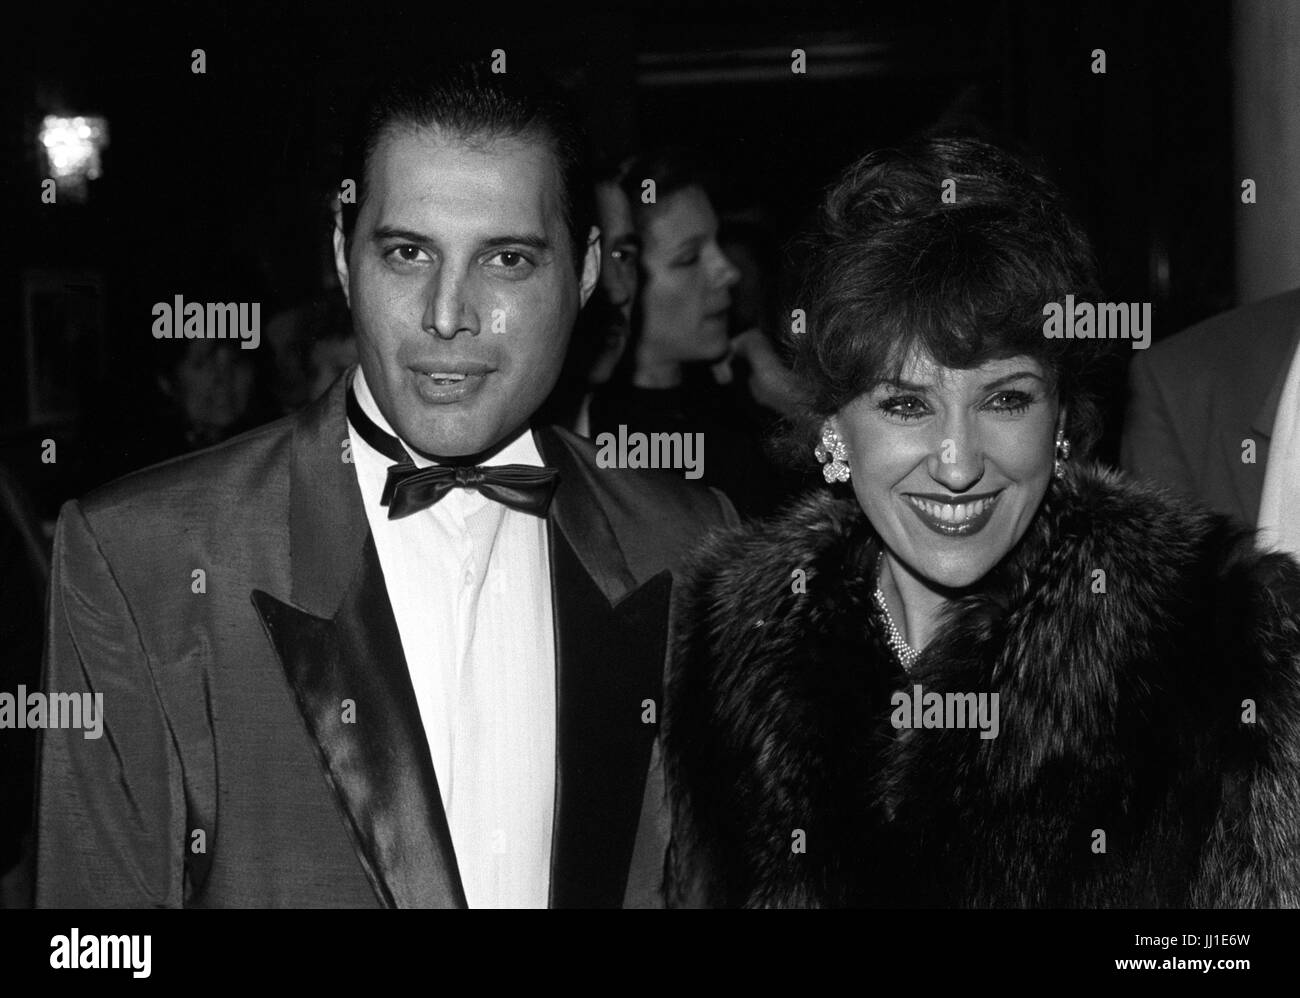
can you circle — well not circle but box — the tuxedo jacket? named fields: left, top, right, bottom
left=1121, top=288, right=1300, bottom=526
left=34, top=374, right=736, bottom=908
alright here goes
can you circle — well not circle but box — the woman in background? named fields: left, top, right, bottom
left=589, top=147, right=795, bottom=517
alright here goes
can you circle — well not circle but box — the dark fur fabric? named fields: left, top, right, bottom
left=663, top=463, right=1300, bottom=908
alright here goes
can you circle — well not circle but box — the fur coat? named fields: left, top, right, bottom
left=663, top=463, right=1300, bottom=908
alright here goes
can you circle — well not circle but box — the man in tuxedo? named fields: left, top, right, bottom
left=1121, top=288, right=1300, bottom=530
left=34, top=63, right=735, bottom=908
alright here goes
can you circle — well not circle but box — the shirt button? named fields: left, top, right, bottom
left=463, top=569, right=473, bottom=587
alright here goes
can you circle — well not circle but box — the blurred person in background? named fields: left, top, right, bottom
left=539, top=161, right=641, bottom=435
left=589, top=146, right=796, bottom=517
left=267, top=293, right=358, bottom=410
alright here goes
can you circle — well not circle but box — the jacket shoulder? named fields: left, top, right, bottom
left=541, top=423, right=741, bottom=573
left=1138, top=288, right=1300, bottom=382
left=548, top=424, right=725, bottom=512
left=72, top=413, right=295, bottom=540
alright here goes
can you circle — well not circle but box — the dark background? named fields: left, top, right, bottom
left=3, top=0, right=1233, bottom=519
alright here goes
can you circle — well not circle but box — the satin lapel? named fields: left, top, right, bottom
left=254, top=373, right=465, bottom=908
left=535, top=426, right=674, bottom=908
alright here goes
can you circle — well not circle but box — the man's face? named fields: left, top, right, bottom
left=335, top=125, right=598, bottom=457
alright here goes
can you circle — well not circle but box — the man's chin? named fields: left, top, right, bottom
left=398, top=410, right=532, bottom=461
left=406, top=429, right=504, bottom=461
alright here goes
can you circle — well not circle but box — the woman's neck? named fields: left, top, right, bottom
left=632, top=341, right=683, bottom=389
left=878, top=550, right=951, bottom=652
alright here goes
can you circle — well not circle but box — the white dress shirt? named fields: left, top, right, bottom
left=348, top=368, right=556, bottom=908
left=1258, top=331, right=1300, bottom=558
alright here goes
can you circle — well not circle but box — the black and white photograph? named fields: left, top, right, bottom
left=2, top=0, right=1298, bottom=980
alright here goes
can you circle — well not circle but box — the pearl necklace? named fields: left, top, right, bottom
left=873, top=555, right=921, bottom=671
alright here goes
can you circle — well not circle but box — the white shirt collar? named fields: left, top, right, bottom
left=351, top=365, right=543, bottom=469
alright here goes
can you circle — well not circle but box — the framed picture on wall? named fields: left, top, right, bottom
left=22, top=269, right=106, bottom=426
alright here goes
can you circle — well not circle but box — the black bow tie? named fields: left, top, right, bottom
left=346, top=385, right=559, bottom=519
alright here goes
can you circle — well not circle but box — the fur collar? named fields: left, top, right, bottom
left=664, top=462, right=1300, bottom=907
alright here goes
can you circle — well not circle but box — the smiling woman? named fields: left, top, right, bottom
left=661, top=135, right=1300, bottom=909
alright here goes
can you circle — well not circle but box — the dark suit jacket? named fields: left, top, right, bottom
left=34, top=373, right=736, bottom=908
left=1121, top=288, right=1300, bottom=526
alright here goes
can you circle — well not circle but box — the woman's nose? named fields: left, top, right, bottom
left=926, top=424, right=985, bottom=491
left=711, top=246, right=741, bottom=289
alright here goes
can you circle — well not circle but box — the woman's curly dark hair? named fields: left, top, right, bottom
left=788, top=134, right=1114, bottom=460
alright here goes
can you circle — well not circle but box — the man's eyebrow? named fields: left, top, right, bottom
left=481, top=234, right=552, bottom=254
left=369, top=226, right=553, bottom=255
left=371, top=225, right=432, bottom=243
left=981, top=371, right=1045, bottom=390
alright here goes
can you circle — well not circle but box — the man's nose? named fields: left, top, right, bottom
left=422, top=267, right=479, bottom=339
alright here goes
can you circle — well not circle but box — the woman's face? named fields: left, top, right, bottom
left=637, top=185, right=739, bottom=364
left=832, top=352, right=1061, bottom=590
left=165, top=341, right=255, bottom=434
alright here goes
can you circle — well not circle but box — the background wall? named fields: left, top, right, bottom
left=4, top=0, right=1243, bottom=514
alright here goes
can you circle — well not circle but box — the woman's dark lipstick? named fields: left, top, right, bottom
left=903, top=490, right=1002, bottom=536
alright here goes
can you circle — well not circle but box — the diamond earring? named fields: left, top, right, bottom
left=815, top=425, right=851, bottom=483
left=1054, top=429, right=1072, bottom=479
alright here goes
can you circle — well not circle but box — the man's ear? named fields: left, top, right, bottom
left=332, top=202, right=352, bottom=309
left=578, top=224, right=601, bottom=308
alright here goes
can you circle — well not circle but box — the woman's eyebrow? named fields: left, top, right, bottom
left=981, top=371, right=1045, bottom=390
left=880, top=379, right=930, bottom=392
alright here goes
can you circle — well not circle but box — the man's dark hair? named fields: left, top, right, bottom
left=792, top=133, right=1112, bottom=459
left=339, top=61, right=593, bottom=273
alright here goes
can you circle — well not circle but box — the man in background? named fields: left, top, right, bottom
left=1121, top=289, right=1300, bottom=558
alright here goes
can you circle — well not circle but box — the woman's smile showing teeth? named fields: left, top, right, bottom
left=903, top=491, right=1002, bottom=536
